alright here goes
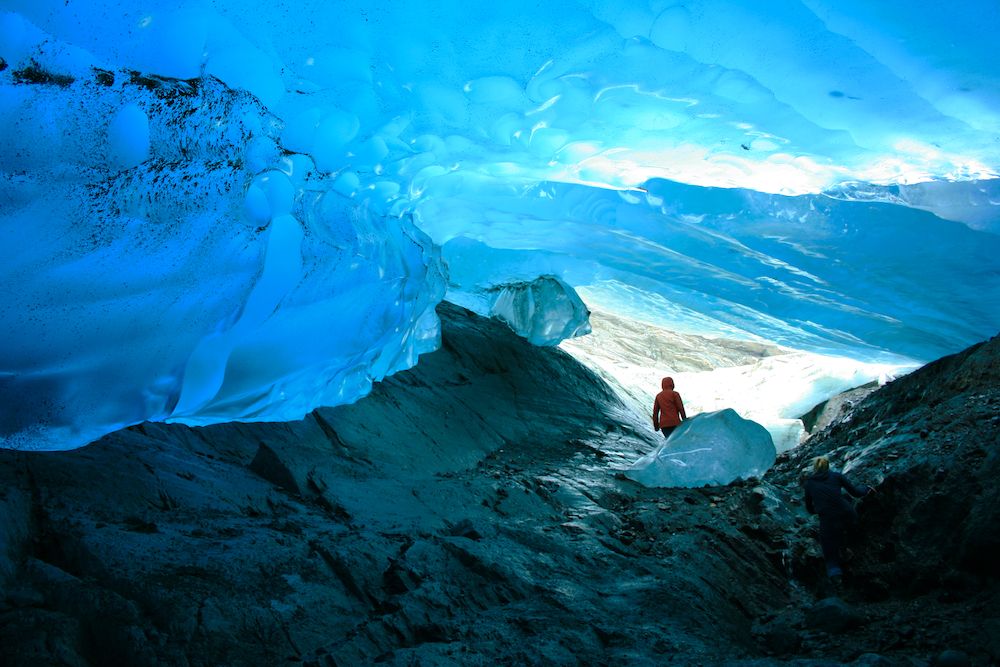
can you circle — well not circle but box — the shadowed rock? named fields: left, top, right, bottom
left=0, top=309, right=997, bottom=665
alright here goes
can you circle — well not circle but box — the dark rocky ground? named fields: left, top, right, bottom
left=0, top=303, right=997, bottom=666
left=764, top=332, right=1000, bottom=666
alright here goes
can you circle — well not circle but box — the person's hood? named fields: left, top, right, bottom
left=661, top=377, right=674, bottom=391
left=809, top=470, right=831, bottom=481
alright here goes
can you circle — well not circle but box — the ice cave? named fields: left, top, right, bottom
left=2, top=0, right=998, bottom=453
left=1, top=1, right=999, bottom=665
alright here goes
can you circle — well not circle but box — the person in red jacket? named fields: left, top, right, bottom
left=652, top=376, right=687, bottom=439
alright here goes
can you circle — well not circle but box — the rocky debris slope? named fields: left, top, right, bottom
left=0, top=303, right=794, bottom=666
left=761, top=334, right=1000, bottom=665
left=798, top=381, right=880, bottom=437
left=0, top=303, right=996, bottom=666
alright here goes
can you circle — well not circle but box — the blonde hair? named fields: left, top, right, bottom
left=813, top=456, right=830, bottom=473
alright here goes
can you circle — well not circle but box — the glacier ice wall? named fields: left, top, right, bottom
left=2, top=1, right=999, bottom=450
left=0, top=58, right=444, bottom=450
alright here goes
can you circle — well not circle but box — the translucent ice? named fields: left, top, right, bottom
left=626, top=409, right=777, bottom=488
left=431, top=179, right=1000, bottom=362
left=487, top=276, right=591, bottom=347
left=2, top=1, right=1000, bottom=450
left=0, top=67, right=444, bottom=451
left=448, top=275, right=591, bottom=347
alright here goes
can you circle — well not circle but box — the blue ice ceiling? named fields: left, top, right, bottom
left=1, top=1, right=999, bottom=450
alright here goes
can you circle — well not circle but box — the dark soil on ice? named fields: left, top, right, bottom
left=1, top=303, right=997, bottom=666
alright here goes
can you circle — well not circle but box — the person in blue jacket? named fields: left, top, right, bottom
left=803, top=456, right=875, bottom=582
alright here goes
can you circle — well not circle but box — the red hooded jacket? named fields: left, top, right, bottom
left=653, top=377, right=686, bottom=429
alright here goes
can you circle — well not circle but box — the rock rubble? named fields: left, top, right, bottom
left=1, top=306, right=997, bottom=666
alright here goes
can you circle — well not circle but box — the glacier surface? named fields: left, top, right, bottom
left=1, top=1, right=999, bottom=450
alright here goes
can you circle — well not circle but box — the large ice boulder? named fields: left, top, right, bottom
left=447, top=274, right=591, bottom=346
left=626, top=409, right=776, bottom=488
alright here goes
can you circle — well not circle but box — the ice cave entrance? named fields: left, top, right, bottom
left=559, top=308, right=914, bottom=488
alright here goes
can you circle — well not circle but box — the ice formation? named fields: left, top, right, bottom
left=2, top=1, right=1000, bottom=450
left=626, top=409, right=776, bottom=488
left=446, top=271, right=591, bottom=346
left=0, top=65, right=444, bottom=450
